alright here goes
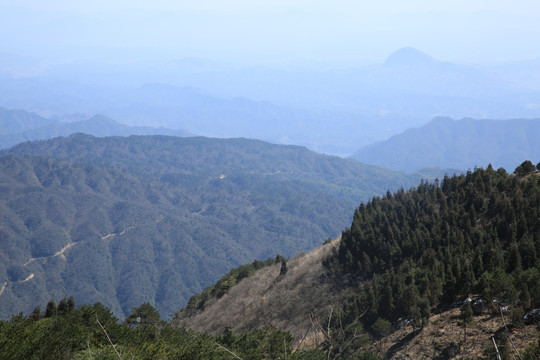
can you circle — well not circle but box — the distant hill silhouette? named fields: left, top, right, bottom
left=382, top=47, right=439, bottom=68
left=351, top=117, right=540, bottom=172
left=0, top=107, right=191, bottom=149
left=3, top=48, right=540, bottom=155
left=0, top=106, right=56, bottom=135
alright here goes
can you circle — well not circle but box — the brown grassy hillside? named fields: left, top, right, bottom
left=369, top=307, right=539, bottom=359
left=174, top=237, right=540, bottom=359
left=173, top=237, right=353, bottom=340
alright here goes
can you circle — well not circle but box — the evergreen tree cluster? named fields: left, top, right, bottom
left=324, top=163, right=540, bottom=330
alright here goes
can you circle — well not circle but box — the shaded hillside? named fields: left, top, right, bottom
left=351, top=117, right=540, bottom=172
left=0, top=135, right=434, bottom=320
left=177, top=164, right=540, bottom=359
left=3, top=133, right=435, bottom=204
left=0, top=107, right=191, bottom=149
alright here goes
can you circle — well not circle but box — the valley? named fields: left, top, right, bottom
left=175, top=165, right=540, bottom=358
left=0, top=134, right=440, bottom=320
left=1, top=5, right=540, bottom=355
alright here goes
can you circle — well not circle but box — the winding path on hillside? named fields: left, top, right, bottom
left=24, top=242, right=77, bottom=266
left=0, top=274, right=35, bottom=298
left=21, top=273, right=34, bottom=282
left=1, top=225, right=137, bottom=299
left=23, top=225, right=136, bottom=267
left=101, top=226, right=135, bottom=240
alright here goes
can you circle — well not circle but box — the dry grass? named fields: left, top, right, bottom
left=174, top=238, right=540, bottom=358
left=174, top=237, right=351, bottom=340
left=369, top=307, right=540, bottom=359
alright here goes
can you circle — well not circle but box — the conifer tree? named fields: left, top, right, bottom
left=29, top=305, right=41, bottom=321
left=44, top=299, right=57, bottom=318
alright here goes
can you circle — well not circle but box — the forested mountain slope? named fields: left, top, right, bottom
left=0, top=135, right=434, bottom=320
left=177, top=163, right=540, bottom=359
left=351, top=117, right=540, bottom=172
left=326, top=163, right=540, bottom=326
left=3, top=134, right=436, bottom=203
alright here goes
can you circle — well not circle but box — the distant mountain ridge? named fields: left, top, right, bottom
left=0, top=107, right=56, bottom=135
left=373, top=48, right=508, bottom=98
left=0, top=107, right=191, bottom=149
left=351, top=117, right=540, bottom=172
left=2, top=47, right=540, bottom=155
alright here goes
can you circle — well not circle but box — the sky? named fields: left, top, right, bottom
left=2, top=0, right=540, bottom=66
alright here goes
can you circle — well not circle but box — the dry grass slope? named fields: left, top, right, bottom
left=369, top=307, right=539, bottom=359
left=174, top=237, right=352, bottom=340
left=174, top=236, right=540, bottom=358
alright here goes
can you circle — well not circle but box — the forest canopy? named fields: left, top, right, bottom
left=324, top=163, right=540, bottom=330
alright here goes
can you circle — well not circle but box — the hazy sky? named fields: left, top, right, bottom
left=2, top=0, right=540, bottom=66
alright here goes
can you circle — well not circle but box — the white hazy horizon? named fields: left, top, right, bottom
left=2, top=0, right=540, bottom=67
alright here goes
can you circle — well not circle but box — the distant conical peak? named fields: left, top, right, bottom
left=383, top=47, right=438, bottom=68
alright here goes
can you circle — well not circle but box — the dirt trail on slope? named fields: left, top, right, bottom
left=101, top=226, right=135, bottom=240
left=1, top=226, right=138, bottom=299
left=21, top=273, right=34, bottom=282
left=24, top=242, right=77, bottom=266
left=0, top=273, right=35, bottom=298
left=23, top=226, right=136, bottom=266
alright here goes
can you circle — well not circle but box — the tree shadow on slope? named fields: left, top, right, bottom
left=384, top=329, right=421, bottom=359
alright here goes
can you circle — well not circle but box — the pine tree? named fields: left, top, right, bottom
left=514, top=160, right=536, bottom=176
left=57, top=297, right=69, bottom=315
left=125, top=302, right=161, bottom=325
left=44, top=299, right=57, bottom=318
left=29, top=305, right=41, bottom=321
left=280, top=259, right=288, bottom=275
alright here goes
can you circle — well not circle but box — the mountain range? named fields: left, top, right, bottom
left=0, top=106, right=190, bottom=149
left=351, top=117, right=540, bottom=172
left=0, top=134, right=440, bottom=319
left=2, top=47, right=540, bottom=155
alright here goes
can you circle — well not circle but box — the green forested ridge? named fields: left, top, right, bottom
left=174, top=165, right=540, bottom=359
left=324, top=162, right=540, bottom=331
left=3, top=133, right=434, bottom=203
left=3, top=161, right=540, bottom=359
left=141, top=162, right=540, bottom=358
left=0, top=134, right=438, bottom=320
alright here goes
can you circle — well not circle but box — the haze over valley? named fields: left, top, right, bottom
left=1, top=1, right=540, bottom=359
left=2, top=46, right=540, bottom=156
